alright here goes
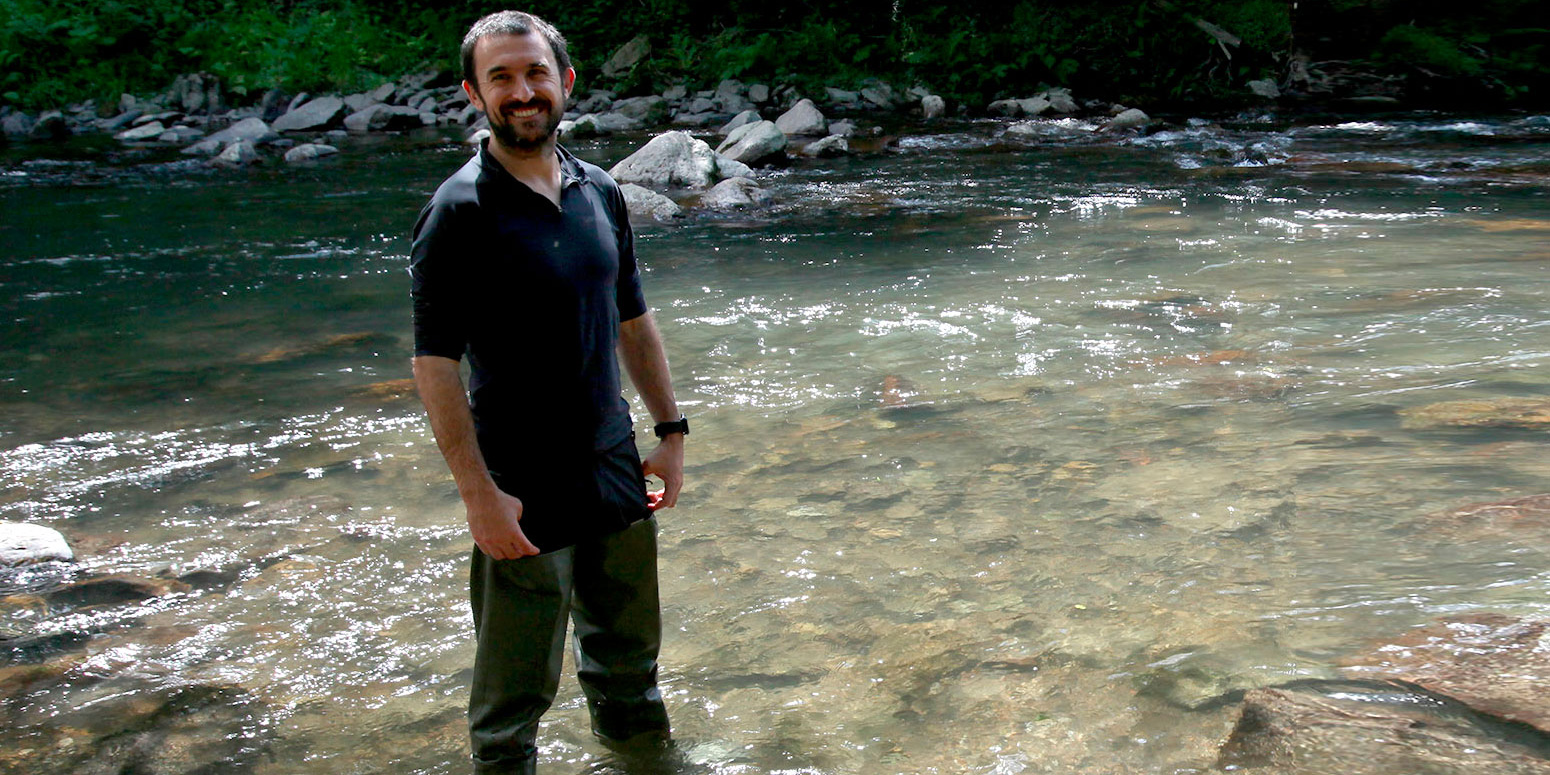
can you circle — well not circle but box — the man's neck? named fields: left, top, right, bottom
left=487, top=137, right=563, bottom=204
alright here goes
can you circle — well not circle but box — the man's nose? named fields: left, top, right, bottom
left=511, top=78, right=535, bottom=102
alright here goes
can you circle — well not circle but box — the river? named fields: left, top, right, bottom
left=2, top=113, right=1548, bottom=773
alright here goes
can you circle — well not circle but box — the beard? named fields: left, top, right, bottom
left=487, top=97, right=566, bottom=151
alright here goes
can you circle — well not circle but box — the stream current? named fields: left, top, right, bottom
left=1, top=113, right=1548, bottom=773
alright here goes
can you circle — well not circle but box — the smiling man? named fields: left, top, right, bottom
left=408, top=10, right=686, bottom=774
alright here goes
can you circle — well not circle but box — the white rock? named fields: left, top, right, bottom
left=800, top=135, right=849, bottom=157
left=700, top=177, right=768, bottom=211
left=716, top=120, right=786, bottom=165
left=718, top=109, right=761, bottom=136
left=273, top=96, right=346, bottom=132
left=1104, top=108, right=1151, bottom=131
left=205, top=117, right=277, bottom=146
left=283, top=143, right=339, bottom=163
left=922, top=94, right=946, bottom=119
left=213, top=140, right=260, bottom=166
left=115, top=121, right=166, bottom=142
left=1043, top=87, right=1079, bottom=113
left=610, top=130, right=735, bottom=190
left=1017, top=96, right=1052, bottom=116
left=620, top=183, right=682, bottom=220
left=775, top=98, right=827, bottom=136
left=0, top=522, right=73, bottom=566
left=181, top=137, right=224, bottom=156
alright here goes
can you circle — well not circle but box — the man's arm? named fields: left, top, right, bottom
left=412, top=355, right=539, bottom=558
left=618, top=312, right=684, bottom=510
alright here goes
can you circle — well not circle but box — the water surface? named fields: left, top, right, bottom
left=2, top=114, right=1548, bottom=773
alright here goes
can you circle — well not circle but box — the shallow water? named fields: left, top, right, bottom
left=2, top=114, right=1548, bottom=773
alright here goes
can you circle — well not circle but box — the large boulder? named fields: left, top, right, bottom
left=1043, top=87, right=1079, bottom=113
left=716, top=120, right=786, bottom=165
left=619, top=183, right=682, bottom=221
left=3, top=111, right=35, bottom=137
left=273, top=96, right=347, bottom=132
left=204, top=117, right=278, bottom=146
left=608, top=130, right=742, bottom=190
left=114, top=121, right=166, bottom=142
left=0, top=522, right=72, bottom=566
left=29, top=110, right=69, bottom=140
left=775, top=98, right=827, bottom=136
left=718, top=109, right=761, bottom=136
left=602, top=34, right=652, bottom=80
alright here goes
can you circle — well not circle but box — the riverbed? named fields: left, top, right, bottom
left=2, top=113, right=1548, bottom=773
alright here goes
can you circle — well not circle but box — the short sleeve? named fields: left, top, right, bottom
left=409, top=198, right=470, bottom=360
left=607, top=179, right=649, bottom=322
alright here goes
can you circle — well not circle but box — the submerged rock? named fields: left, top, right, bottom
left=1339, top=613, right=1550, bottom=733
left=699, top=177, right=769, bottom=212
left=1218, top=681, right=1550, bottom=775
left=283, top=143, right=339, bottom=163
left=1400, top=397, right=1550, bottom=429
left=0, top=523, right=72, bottom=566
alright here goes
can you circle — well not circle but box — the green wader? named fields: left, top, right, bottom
left=467, top=515, right=670, bottom=774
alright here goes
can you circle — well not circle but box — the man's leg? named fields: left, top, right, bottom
left=569, top=516, right=671, bottom=743
left=468, top=547, right=575, bottom=774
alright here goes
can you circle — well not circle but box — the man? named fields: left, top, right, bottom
left=409, top=11, right=686, bottom=773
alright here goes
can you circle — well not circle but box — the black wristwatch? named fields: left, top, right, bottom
left=652, top=416, right=689, bottom=438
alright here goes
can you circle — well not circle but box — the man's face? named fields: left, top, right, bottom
left=463, top=32, right=575, bottom=152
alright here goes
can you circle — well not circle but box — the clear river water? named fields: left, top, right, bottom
left=2, top=113, right=1548, bottom=774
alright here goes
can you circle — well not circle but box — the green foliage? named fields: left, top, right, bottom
left=1376, top=24, right=1484, bottom=76
left=0, top=0, right=1543, bottom=112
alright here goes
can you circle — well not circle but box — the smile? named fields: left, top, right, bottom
left=506, top=105, right=544, bottom=119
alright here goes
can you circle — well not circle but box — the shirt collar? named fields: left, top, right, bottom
left=476, top=137, right=587, bottom=189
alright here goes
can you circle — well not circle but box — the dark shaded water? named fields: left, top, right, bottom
left=2, top=114, right=1548, bottom=773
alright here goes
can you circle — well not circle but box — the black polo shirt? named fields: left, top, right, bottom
left=410, top=142, right=650, bottom=545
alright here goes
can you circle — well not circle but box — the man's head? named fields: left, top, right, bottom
left=461, top=11, right=571, bottom=86
left=461, top=11, right=576, bottom=153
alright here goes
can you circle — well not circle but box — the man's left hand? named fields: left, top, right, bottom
left=641, top=434, right=684, bottom=510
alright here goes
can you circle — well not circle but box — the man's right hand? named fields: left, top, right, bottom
left=466, top=489, right=540, bottom=559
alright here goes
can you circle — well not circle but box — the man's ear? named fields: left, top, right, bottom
left=463, top=80, right=483, bottom=111
left=562, top=68, right=577, bottom=98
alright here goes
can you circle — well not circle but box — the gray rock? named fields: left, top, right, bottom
left=671, top=112, right=725, bottom=128
left=1103, top=108, right=1151, bottom=132
left=573, top=90, right=616, bottom=115
left=343, top=93, right=378, bottom=113
left=283, top=143, right=339, bottom=163
left=453, top=104, right=481, bottom=125
left=922, top=94, right=946, bottom=119
left=609, top=130, right=739, bottom=190
left=1247, top=78, right=1281, bottom=98
left=747, top=83, right=770, bottom=104
left=1043, top=87, right=1079, bottom=113
left=824, top=87, right=860, bottom=108
left=369, top=82, right=397, bottom=104
left=987, top=99, right=1023, bottom=117
left=860, top=83, right=897, bottom=109
left=0, top=522, right=73, bottom=566
left=181, top=137, right=224, bottom=156
left=613, top=95, right=669, bottom=123
left=30, top=110, right=70, bottom=140
left=699, top=177, right=769, bottom=211
left=205, top=117, right=278, bottom=146
left=828, top=120, right=857, bottom=138
left=115, top=121, right=167, bottom=142
left=344, top=104, right=424, bottom=132
left=718, top=109, right=761, bottom=136
left=286, top=92, right=311, bottom=114
left=661, top=84, right=688, bottom=102
left=681, top=96, right=716, bottom=115
left=212, top=140, right=260, bottom=166
left=1017, top=96, right=1052, bottom=116
left=157, top=126, right=206, bottom=144
left=2, top=111, right=33, bottom=137
left=619, top=183, right=682, bottom=221
left=800, top=135, right=849, bottom=157
left=99, top=110, right=143, bottom=132
left=273, top=96, right=347, bottom=132
left=775, top=98, right=827, bottom=136
left=603, top=34, right=652, bottom=79
left=259, top=88, right=290, bottom=121
left=566, top=112, right=642, bottom=138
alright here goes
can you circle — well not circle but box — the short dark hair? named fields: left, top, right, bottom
left=461, top=11, right=572, bottom=85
